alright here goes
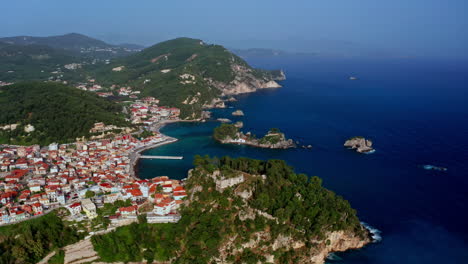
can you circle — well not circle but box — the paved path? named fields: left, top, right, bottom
left=37, top=250, right=56, bottom=264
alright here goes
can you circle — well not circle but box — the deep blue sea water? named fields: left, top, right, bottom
left=138, top=56, right=468, bottom=263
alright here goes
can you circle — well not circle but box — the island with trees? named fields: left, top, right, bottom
left=213, top=124, right=295, bottom=149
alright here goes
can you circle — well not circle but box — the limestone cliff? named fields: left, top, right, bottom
left=205, top=64, right=285, bottom=96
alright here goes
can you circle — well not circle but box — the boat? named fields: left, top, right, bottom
left=422, top=165, right=448, bottom=171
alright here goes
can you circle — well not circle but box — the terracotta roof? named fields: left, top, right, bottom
left=118, top=205, right=137, bottom=212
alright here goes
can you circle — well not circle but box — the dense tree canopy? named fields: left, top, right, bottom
left=0, top=81, right=128, bottom=145
left=213, top=123, right=239, bottom=141
left=0, top=212, right=83, bottom=264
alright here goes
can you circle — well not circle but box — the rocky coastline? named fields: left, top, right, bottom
left=307, top=230, right=372, bottom=264
left=186, top=164, right=373, bottom=264
left=219, top=136, right=296, bottom=149
left=203, top=69, right=286, bottom=111
left=215, top=126, right=296, bottom=149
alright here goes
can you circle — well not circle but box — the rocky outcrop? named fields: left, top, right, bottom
left=344, top=137, right=374, bottom=153
left=217, top=118, right=231, bottom=123
left=234, top=121, right=243, bottom=128
left=305, top=231, right=371, bottom=264
left=206, top=64, right=285, bottom=96
left=215, top=174, right=244, bottom=191
left=203, top=98, right=226, bottom=109
left=232, top=110, right=244, bottom=116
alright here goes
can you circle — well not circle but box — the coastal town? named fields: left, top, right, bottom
left=0, top=95, right=186, bottom=227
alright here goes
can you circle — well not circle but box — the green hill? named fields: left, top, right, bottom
left=0, top=82, right=129, bottom=145
left=0, top=33, right=110, bottom=50
left=0, top=42, right=80, bottom=82
left=92, top=156, right=370, bottom=263
left=89, top=38, right=285, bottom=119
left=0, top=33, right=140, bottom=57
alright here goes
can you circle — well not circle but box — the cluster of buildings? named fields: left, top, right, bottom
left=0, top=132, right=186, bottom=226
left=0, top=81, right=13, bottom=87
left=130, top=97, right=180, bottom=125
left=64, top=63, right=82, bottom=70
left=74, top=81, right=143, bottom=99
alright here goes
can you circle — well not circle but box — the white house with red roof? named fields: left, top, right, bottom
left=173, top=186, right=187, bottom=200
left=32, top=203, right=43, bottom=215
left=67, top=202, right=82, bottom=216
left=118, top=205, right=138, bottom=218
left=153, top=197, right=175, bottom=216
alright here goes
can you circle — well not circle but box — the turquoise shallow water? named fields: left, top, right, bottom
left=138, top=56, right=468, bottom=263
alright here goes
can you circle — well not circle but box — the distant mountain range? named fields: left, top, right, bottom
left=0, top=33, right=143, bottom=59
left=0, top=33, right=111, bottom=50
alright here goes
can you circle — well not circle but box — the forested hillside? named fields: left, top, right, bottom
left=91, top=156, right=369, bottom=263
left=0, top=42, right=78, bottom=82
left=88, top=38, right=284, bottom=119
left=0, top=82, right=129, bottom=145
left=0, top=212, right=83, bottom=264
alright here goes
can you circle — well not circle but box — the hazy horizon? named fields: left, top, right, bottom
left=1, top=0, right=467, bottom=59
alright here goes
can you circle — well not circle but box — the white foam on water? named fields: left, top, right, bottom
left=361, top=222, right=382, bottom=242
left=326, top=252, right=342, bottom=261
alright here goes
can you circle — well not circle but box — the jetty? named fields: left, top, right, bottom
left=140, top=155, right=183, bottom=160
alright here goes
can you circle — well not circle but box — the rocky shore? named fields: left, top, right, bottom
left=219, top=134, right=295, bottom=149
left=307, top=230, right=372, bottom=264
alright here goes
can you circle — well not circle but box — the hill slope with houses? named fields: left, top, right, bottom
left=1, top=35, right=285, bottom=119
left=82, top=37, right=286, bottom=119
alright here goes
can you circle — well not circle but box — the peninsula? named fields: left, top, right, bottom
left=91, top=156, right=372, bottom=264
left=214, top=124, right=295, bottom=149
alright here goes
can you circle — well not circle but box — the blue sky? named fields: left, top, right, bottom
left=1, top=0, right=467, bottom=58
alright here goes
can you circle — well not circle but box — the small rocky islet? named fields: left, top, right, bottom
left=232, top=109, right=244, bottom=116
left=344, top=136, right=375, bottom=153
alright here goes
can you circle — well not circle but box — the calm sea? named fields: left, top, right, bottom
left=138, top=55, right=468, bottom=263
